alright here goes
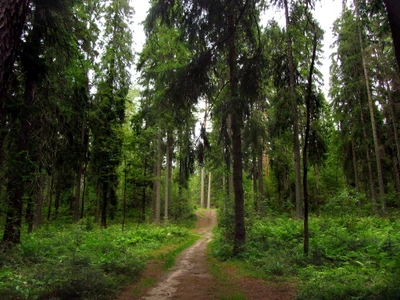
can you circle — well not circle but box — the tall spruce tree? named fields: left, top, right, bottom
left=91, top=0, right=133, bottom=228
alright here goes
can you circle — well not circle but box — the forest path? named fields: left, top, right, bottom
left=117, top=209, right=296, bottom=300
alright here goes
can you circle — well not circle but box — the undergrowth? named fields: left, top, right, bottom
left=0, top=218, right=190, bottom=300
left=211, top=214, right=400, bottom=300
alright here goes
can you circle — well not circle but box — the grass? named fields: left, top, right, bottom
left=207, top=246, right=248, bottom=300
left=160, top=234, right=199, bottom=269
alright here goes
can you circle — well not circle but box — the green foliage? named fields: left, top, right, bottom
left=320, top=188, right=363, bottom=216
left=0, top=221, right=190, bottom=299
left=211, top=214, right=400, bottom=299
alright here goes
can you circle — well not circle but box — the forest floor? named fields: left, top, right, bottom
left=116, top=209, right=297, bottom=300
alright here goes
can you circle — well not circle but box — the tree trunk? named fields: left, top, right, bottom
left=351, top=138, right=361, bottom=193
left=101, top=180, right=108, bottom=228
left=383, top=0, right=400, bottom=70
left=33, top=175, right=45, bottom=230
left=314, top=164, right=321, bottom=215
left=207, top=172, right=211, bottom=209
left=355, top=0, right=386, bottom=213
left=284, top=0, right=303, bottom=219
left=201, top=99, right=208, bottom=209
left=393, top=156, right=400, bottom=202
left=108, top=175, right=117, bottom=221
left=74, top=164, right=82, bottom=223
left=80, top=171, right=86, bottom=219
left=74, top=116, right=87, bottom=223
left=122, top=159, right=127, bottom=231
left=383, top=73, right=400, bottom=203
left=252, top=156, right=258, bottom=213
left=164, top=130, right=173, bottom=220
left=47, top=175, right=54, bottom=221
left=141, top=160, right=147, bottom=222
left=222, top=147, right=228, bottom=214
left=302, top=24, right=318, bottom=256
left=351, top=137, right=363, bottom=213
left=388, top=88, right=400, bottom=183
left=380, top=57, right=400, bottom=168
left=152, top=132, right=161, bottom=224
left=26, top=192, right=34, bottom=234
left=226, top=114, right=234, bottom=198
left=359, top=107, right=378, bottom=212
left=0, top=0, right=30, bottom=125
left=200, top=167, right=205, bottom=208
left=228, top=6, right=245, bottom=255
left=55, top=171, right=61, bottom=218
left=258, top=152, right=265, bottom=216
left=152, top=150, right=157, bottom=221
left=95, top=180, right=100, bottom=224
left=222, top=173, right=227, bottom=214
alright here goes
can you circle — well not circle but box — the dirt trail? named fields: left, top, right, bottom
left=117, top=209, right=296, bottom=300
left=140, top=209, right=217, bottom=300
